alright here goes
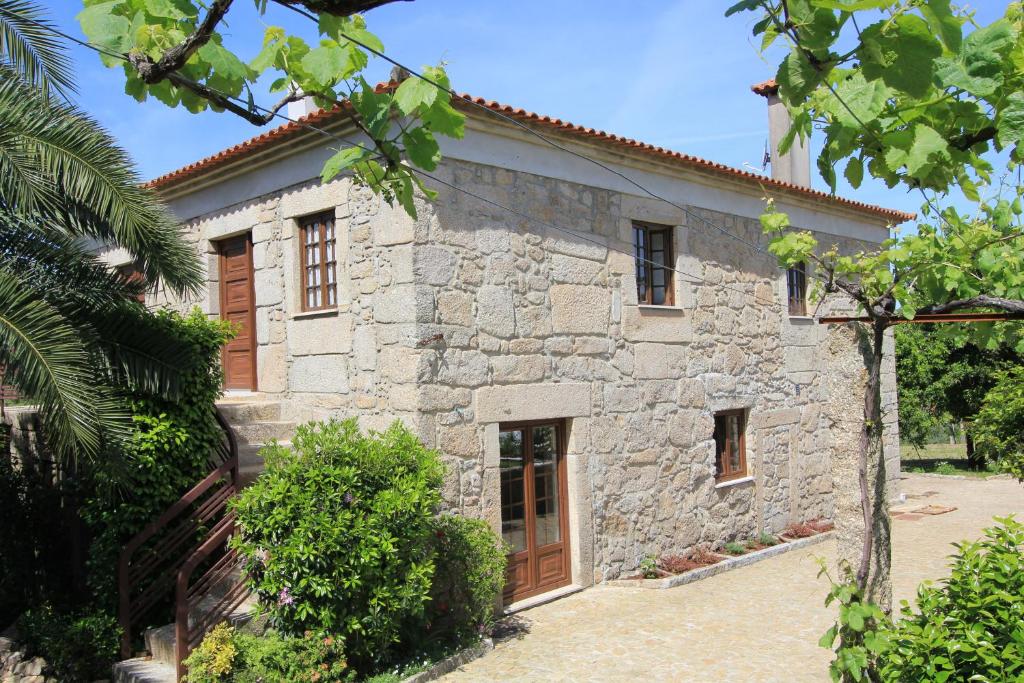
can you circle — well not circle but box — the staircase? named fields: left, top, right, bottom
left=113, top=573, right=262, bottom=683
left=112, top=403, right=296, bottom=683
left=216, top=397, right=296, bottom=487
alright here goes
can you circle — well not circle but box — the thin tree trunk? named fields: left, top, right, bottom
left=856, top=320, right=886, bottom=591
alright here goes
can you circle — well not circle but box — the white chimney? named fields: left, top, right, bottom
left=286, top=93, right=318, bottom=120
left=752, top=80, right=811, bottom=187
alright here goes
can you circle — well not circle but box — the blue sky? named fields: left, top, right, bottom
left=49, top=0, right=1004, bottom=220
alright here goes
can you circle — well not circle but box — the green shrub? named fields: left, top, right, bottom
left=184, top=623, right=352, bottom=683
left=818, top=518, right=1024, bottom=682
left=973, top=366, right=1024, bottom=481
left=231, top=418, right=443, bottom=670
left=880, top=516, right=1024, bottom=682
left=723, top=541, right=747, bottom=556
left=932, top=460, right=957, bottom=475
left=424, top=515, right=506, bottom=642
left=16, top=603, right=120, bottom=682
left=82, top=308, right=234, bottom=598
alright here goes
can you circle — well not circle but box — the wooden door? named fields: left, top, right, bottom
left=499, top=421, right=571, bottom=603
left=218, top=234, right=257, bottom=391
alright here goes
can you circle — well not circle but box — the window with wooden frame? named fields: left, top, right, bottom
left=714, top=409, right=747, bottom=481
left=787, top=261, right=808, bottom=316
left=633, top=222, right=675, bottom=306
left=116, top=262, right=146, bottom=303
left=299, top=212, right=338, bottom=311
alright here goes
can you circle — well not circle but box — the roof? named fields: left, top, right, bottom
left=147, top=82, right=914, bottom=224
left=751, top=79, right=779, bottom=97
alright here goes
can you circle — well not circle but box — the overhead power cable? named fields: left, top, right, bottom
left=38, top=17, right=783, bottom=310
left=270, top=0, right=781, bottom=259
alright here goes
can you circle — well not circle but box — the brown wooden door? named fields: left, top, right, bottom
left=499, top=421, right=571, bottom=603
left=218, top=234, right=257, bottom=391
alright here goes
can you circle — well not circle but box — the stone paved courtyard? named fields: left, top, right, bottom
left=442, top=473, right=1024, bottom=682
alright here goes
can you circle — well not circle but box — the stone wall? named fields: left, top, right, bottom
left=402, top=159, right=890, bottom=581
left=158, top=153, right=899, bottom=584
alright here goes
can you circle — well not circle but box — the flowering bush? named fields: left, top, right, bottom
left=231, top=419, right=443, bottom=671
left=184, top=624, right=351, bottom=683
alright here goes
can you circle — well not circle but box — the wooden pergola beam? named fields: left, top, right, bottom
left=818, top=312, right=1024, bottom=325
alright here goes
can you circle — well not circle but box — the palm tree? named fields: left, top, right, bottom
left=0, top=0, right=203, bottom=460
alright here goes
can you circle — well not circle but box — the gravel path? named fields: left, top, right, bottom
left=441, top=473, right=1024, bottom=682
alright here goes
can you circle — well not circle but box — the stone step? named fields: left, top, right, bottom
left=112, top=657, right=176, bottom=683
left=237, top=441, right=289, bottom=487
left=216, top=400, right=282, bottom=424
left=144, top=593, right=260, bottom=667
left=231, top=421, right=296, bottom=446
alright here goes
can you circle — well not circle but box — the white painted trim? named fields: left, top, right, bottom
left=715, top=475, right=755, bottom=490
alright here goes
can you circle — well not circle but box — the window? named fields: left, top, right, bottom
left=633, top=222, right=674, bottom=306
left=300, top=212, right=338, bottom=310
left=714, top=410, right=747, bottom=481
left=787, top=261, right=807, bottom=316
left=116, top=262, right=146, bottom=303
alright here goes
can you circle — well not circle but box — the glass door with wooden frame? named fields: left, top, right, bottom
left=499, top=421, right=571, bottom=603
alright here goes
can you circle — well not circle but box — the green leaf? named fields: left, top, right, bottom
left=776, top=48, right=821, bottom=102
left=401, top=127, right=440, bottom=171
left=197, top=40, right=251, bottom=82
left=76, top=1, right=132, bottom=54
left=809, top=0, right=887, bottom=9
left=845, top=156, right=864, bottom=188
left=905, top=124, right=949, bottom=176
left=833, top=71, right=892, bottom=128
left=321, top=146, right=367, bottom=182
left=393, top=76, right=438, bottom=115
left=859, top=15, right=942, bottom=98
left=420, top=98, right=465, bottom=138
left=142, top=0, right=196, bottom=20
left=250, top=27, right=284, bottom=72
left=920, top=0, right=962, bottom=52
left=819, top=625, right=838, bottom=648
left=724, top=0, right=761, bottom=17
left=301, top=42, right=353, bottom=87
left=344, top=26, right=384, bottom=54
left=996, top=92, right=1024, bottom=150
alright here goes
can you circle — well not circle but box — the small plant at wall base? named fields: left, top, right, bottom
left=639, top=555, right=660, bottom=579
left=231, top=418, right=444, bottom=672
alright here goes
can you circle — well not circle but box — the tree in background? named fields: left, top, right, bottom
left=77, top=0, right=465, bottom=218
left=0, top=0, right=202, bottom=460
left=895, top=324, right=1021, bottom=468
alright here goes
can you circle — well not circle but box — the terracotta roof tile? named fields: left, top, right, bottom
left=751, top=78, right=779, bottom=96
left=146, top=84, right=914, bottom=223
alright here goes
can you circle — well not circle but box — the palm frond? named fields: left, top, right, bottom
left=0, top=215, right=194, bottom=399
left=0, top=76, right=203, bottom=295
left=0, top=266, right=129, bottom=460
left=0, top=0, right=75, bottom=98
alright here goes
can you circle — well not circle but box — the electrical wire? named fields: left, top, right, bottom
left=35, top=16, right=785, bottom=309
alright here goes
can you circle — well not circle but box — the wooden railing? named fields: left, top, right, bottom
left=118, top=409, right=244, bottom=679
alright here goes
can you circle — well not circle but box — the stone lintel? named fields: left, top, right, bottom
left=754, top=407, right=801, bottom=429
left=475, top=383, right=591, bottom=423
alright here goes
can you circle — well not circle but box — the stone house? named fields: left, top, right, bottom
left=128, top=81, right=909, bottom=605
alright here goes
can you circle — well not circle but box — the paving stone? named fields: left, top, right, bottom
left=441, top=475, right=1024, bottom=682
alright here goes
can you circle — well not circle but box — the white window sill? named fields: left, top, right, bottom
left=788, top=315, right=814, bottom=322
left=289, top=308, right=341, bottom=320
left=636, top=304, right=685, bottom=313
left=715, top=475, right=754, bottom=490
